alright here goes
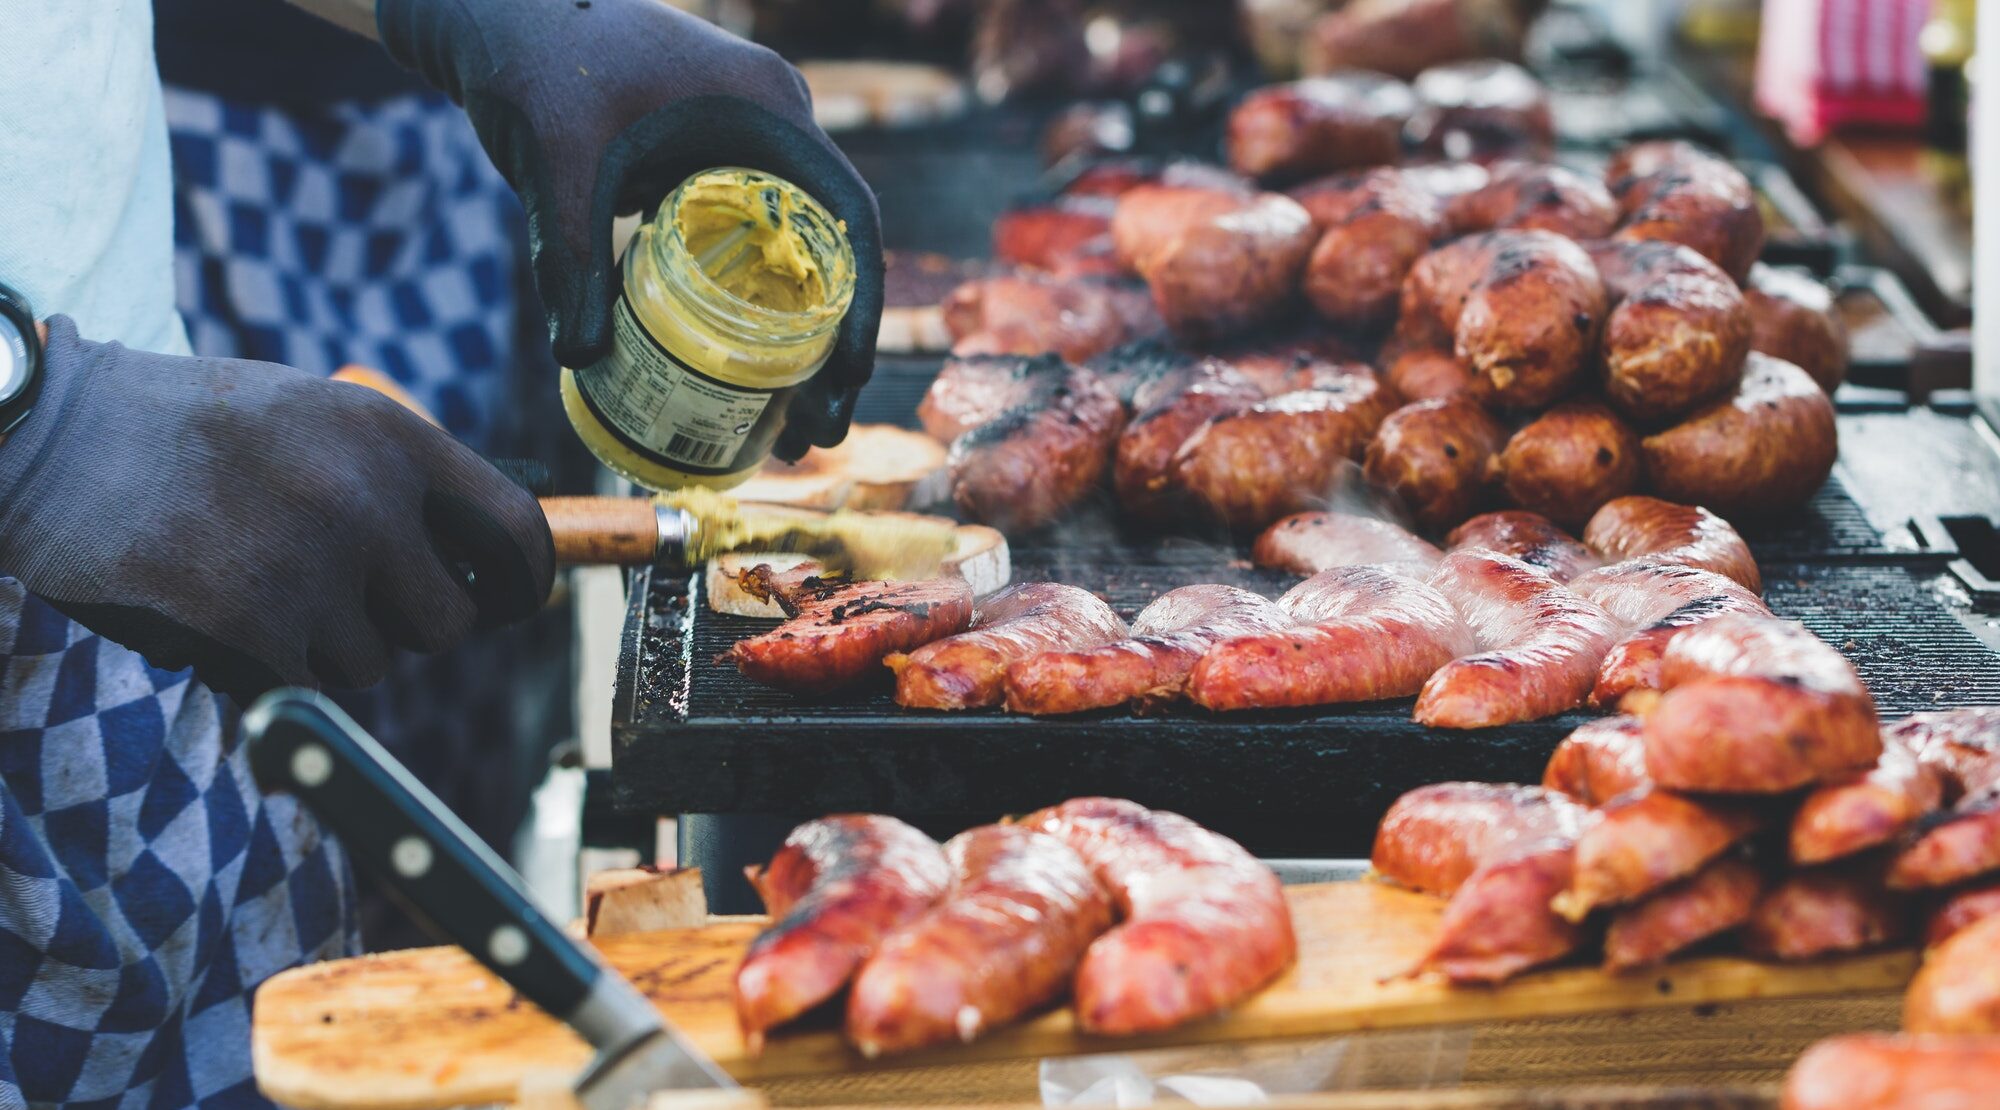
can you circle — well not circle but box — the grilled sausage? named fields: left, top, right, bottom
left=1642, top=353, right=1838, bottom=518
left=1888, top=707, right=2000, bottom=791
left=1568, top=560, right=1769, bottom=707
left=1447, top=510, right=1600, bottom=583
left=1417, top=550, right=1621, bottom=729
left=992, top=197, right=1118, bottom=275
left=1111, top=183, right=1317, bottom=341
left=1006, top=585, right=1295, bottom=715
left=1742, top=864, right=1905, bottom=961
left=1791, top=739, right=1945, bottom=865
left=1607, top=140, right=1765, bottom=283
left=1491, top=403, right=1644, bottom=530
left=1408, top=60, right=1554, bottom=163
left=1252, top=510, right=1444, bottom=578
left=1226, top=73, right=1416, bottom=184
left=846, top=824, right=1113, bottom=1056
left=1543, top=715, right=1650, bottom=805
left=1173, top=371, right=1393, bottom=530
left=1188, top=565, right=1473, bottom=712
left=1308, top=0, right=1534, bottom=81
left=1206, top=332, right=1373, bottom=398
left=943, top=273, right=1160, bottom=365
left=1371, top=782, right=1593, bottom=983
left=1398, top=229, right=1607, bottom=409
left=1061, top=159, right=1158, bottom=199
left=1783, top=1034, right=2000, bottom=1110
left=1087, top=338, right=1198, bottom=412
left=738, top=815, right=951, bottom=1049
left=727, top=573, right=977, bottom=694
left=1639, top=614, right=1879, bottom=793
left=920, top=353, right=1068, bottom=443
left=1887, top=794, right=2000, bottom=891
left=1589, top=238, right=1752, bottom=422
left=1925, top=881, right=2000, bottom=948
left=1583, top=495, right=1762, bottom=594
left=1363, top=397, right=1508, bottom=531
left=886, top=583, right=1127, bottom=710
left=1113, top=359, right=1265, bottom=519
left=948, top=364, right=1125, bottom=532
left=1294, top=168, right=1448, bottom=331
left=1444, top=163, right=1618, bottom=239
left=1556, top=787, right=1763, bottom=919
left=1383, top=345, right=1486, bottom=403
left=1398, top=159, right=1494, bottom=203
left=1602, top=855, right=1763, bottom=972
left=1592, top=591, right=1775, bottom=709
left=1025, top=797, right=1296, bottom=1035
left=1904, top=912, right=2000, bottom=1036
left=1884, top=709, right=2000, bottom=889
left=1747, top=263, right=1849, bottom=393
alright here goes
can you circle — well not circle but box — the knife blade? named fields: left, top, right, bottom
left=241, top=690, right=735, bottom=1107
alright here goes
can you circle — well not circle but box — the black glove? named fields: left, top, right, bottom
left=0, top=318, right=554, bottom=703
left=377, top=0, right=885, bottom=458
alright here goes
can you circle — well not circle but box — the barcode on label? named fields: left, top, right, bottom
left=666, top=433, right=732, bottom=467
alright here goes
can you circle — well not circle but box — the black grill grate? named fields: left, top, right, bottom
left=613, top=562, right=2000, bottom=856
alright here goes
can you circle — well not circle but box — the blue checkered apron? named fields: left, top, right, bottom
left=0, top=583, right=357, bottom=1108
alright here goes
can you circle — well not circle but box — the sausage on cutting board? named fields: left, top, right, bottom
left=1372, top=782, right=1593, bottom=983
left=1638, top=614, right=1879, bottom=794
left=846, top=824, right=1113, bottom=1056
left=737, top=815, right=950, bottom=1050
left=1025, top=798, right=1296, bottom=1035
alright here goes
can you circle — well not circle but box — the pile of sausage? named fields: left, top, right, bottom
left=733, top=798, right=1295, bottom=1057
left=937, top=78, right=1846, bottom=541
left=726, top=492, right=1780, bottom=732
left=1376, top=685, right=2000, bottom=1008
left=1776, top=707, right=2000, bottom=1108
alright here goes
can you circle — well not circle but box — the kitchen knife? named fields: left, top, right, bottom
left=242, top=690, right=735, bottom=1108
left=540, top=492, right=956, bottom=580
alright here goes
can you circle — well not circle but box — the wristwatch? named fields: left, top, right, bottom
left=0, top=282, right=40, bottom=438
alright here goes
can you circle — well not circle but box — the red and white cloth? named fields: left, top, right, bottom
left=1755, top=0, right=1932, bottom=146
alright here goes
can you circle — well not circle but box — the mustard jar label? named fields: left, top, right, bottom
left=573, top=295, right=776, bottom=473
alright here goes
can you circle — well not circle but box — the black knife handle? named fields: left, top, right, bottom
left=242, top=690, right=663, bottom=1053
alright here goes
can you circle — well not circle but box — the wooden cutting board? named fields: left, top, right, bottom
left=252, top=882, right=1914, bottom=1110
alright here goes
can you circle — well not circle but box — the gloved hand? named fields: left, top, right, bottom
left=377, top=0, right=885, bottom=459
left=0, top=318, right=555, bottom=703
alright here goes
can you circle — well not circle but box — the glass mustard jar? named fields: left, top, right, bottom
left=560, top=167, right=857, bottom=490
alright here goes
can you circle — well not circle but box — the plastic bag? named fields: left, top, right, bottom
left=1039, top=1027, right=1472, bottom=1106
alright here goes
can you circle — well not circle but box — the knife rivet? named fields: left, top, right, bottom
left=291, top=744, right=332, bottom=788
left=390, top=836, right=433, bottom=879
left=489, top=924, right=529, bottom=966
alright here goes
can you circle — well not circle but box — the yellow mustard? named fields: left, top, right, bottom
left=657, top=486, right=958, bottom=581
left=561, top=168, right=856, bottom=490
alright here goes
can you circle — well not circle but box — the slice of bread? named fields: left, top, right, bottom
left=877, top=303, right=954, bottom=354
left=705, top=522, right=1010, bottom=617
left=728, top=424, right=945, bottom=512
left=582, top=866, right=705, bottom=938
left=840, top=425, right=948, bottom=510
left=727, top=451, right=855, bottom=510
